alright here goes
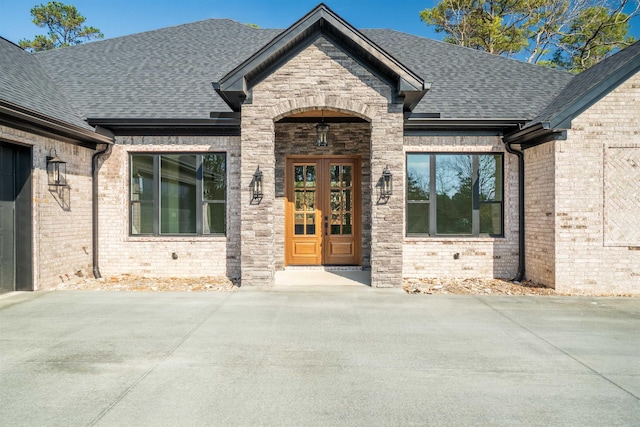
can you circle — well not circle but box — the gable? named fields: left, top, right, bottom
left=214, top=4, right=428, bottom=112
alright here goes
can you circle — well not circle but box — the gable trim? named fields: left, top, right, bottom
left=214, top=3, right=428, bottom=112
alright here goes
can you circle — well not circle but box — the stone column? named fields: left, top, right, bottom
left=370, top=104, right=405, bottom=288
left=240, top=106, right=276, bottom=286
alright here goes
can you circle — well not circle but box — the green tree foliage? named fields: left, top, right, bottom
left=420, top=0, right=638, bottom=71
left=18, top=2, right=103, bottom=52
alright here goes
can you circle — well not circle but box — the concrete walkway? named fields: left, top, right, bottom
left=1, top=286, right=639, bottom=426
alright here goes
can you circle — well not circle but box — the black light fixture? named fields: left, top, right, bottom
left=316, top=110, right=329, bottom=147
left=252, top=166, right=263, bottom=200
left=381, top=166, right=393, bottom=198
left=47, top=148, right=67, bottom=187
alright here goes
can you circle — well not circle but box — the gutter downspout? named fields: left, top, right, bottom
left=503, top=141, right=525, bottom=282
left=92, top=143, right=112, bottom=279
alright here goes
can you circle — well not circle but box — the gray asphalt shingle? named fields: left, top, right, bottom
left=0, top=37, right=92, bottom=130
left=527, top=39, right=640, bottom=128
left=33, top=18, right=575, bottom=122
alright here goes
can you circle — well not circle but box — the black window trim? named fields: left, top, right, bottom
left=129, top=151, right=227, bottom=237
left=406, top=152, right=504, bottom=238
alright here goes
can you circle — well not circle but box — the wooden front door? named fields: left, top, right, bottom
left=285, top=157, right=361, bottom=266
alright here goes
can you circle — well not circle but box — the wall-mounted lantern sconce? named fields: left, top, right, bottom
left=47, top=148, right=67, bottom=187
left=316, top=110, right=329, bottom=147
left=252, top=166, right=263, bottom=201
left=381, top=166, right=393, bottom=198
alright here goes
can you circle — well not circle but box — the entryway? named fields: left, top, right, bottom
left=0, top=142, right=32, bottom=293
left=285, top=156, right=361, bottom=266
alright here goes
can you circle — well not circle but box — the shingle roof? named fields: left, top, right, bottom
left=0, top=37, right=92, bottom=130
left=526, top=40, right=640, bottom=129
left=33, top=18, right=574, bottom=121
left=363, top=30, right=574, bottom=120
left=36, top=20, right=281, bottom=120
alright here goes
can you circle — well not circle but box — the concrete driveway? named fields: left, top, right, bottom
left=1, top=286, right=639, bottom=426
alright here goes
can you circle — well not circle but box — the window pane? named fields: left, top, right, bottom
left=479, top=154, right=502, bottom=202
left=131, top=202, right=154, bottom=235
left=131, top=154, right=154, bottom=202
left=160, top=155, right=197, bottom=234
left=436, top=155, right=472, bottom=235
left=204, top=202, right=225, bottom=234
left=480, top=203, right=503, bottom=235
left=202, top=154, right=225, bottom=201
left=407, top=202, right=429, bottom=234
left=131, top=154, right=154, bottom=234
left=407, top=154, right=430, bottom=201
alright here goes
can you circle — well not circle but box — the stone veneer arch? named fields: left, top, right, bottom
left=270, top=97, right=373, bottom=124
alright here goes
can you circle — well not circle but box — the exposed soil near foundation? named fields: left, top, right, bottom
left=54, top=275, right=635, bottom=296
left=403, top=278, right=558, bottom=295
left=54, top=274, right=238, bottom=292
left=403, top=278, right=638, bottom=297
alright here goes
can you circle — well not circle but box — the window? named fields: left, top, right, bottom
left=130, top=153, right=226, bottom=236
left=407, top=153, right=503, bottom=237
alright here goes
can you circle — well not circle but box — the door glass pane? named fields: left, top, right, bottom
left=331, top=213, right=340, bottom=235
left=305, top=166, right=316, bottom=188
left=331, top=190, right=340, bottom=211
left=331, top=166, right=340, bottom=187
left=294, top=213, right=304, bottom=235
left=160, top=155, right=197, bottom=234
left=294, top=166, right=304, bottom=188
left=342, top=189, right=351, bottom=211
left=343, top=213, right=352, bottom=235
left=305, top=192, right=315, bottom=210
left=342, top=166, right=352, bottom=187
left=306, top=213, right=315, bottom=235
left=295, top=191, right=304, bottom=210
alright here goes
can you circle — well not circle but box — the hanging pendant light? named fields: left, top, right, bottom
left=316, top=110, right=329, bottom=147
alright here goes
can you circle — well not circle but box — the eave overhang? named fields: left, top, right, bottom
left=502, top=122, right=567, bottom=148
left=0, top=100, right=114, bottom=147
left=214, top=3, right=428, bottom=112
left=404, top=114, right=527, bottom=135
left=88, top=114, right=241, bottom=136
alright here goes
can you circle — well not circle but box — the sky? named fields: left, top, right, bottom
left=0, top=0, right=442, bottom=44
left=1, top=0, right=638, bottom=51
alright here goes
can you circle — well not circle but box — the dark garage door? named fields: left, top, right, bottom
left=0, top=142, right=32, bottom=293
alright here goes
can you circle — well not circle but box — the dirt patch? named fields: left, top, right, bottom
left=403, top=278, right=560, bottom=296
left=54, top=274, right=238, bottom=292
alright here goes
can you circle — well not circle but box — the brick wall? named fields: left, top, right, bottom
left=524, top=142, right=556, bottom=286
left=551, top=72, right=640, bottom=294
left=241, top=36, right=404, bottom=287
left=403, top=135, right=520, bottom=279
left=97, top=135, right=241, bottom=280
left=1, top=125, right=94, bottom=289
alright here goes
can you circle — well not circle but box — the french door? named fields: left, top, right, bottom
left=285, top=156, right=361, bottom=266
